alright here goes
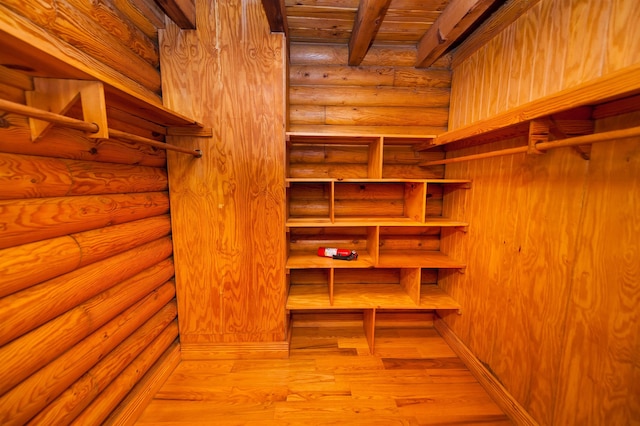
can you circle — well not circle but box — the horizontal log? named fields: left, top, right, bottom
left=288, top=164, right=370, bottom=179
left=0, top=237, right=173, bottom=346
left=0, top=153, right=168, bottom=199
left=111, top=0, right=164, bottom=39
left=0, top=122, right=167, bottom=167
left=289, top=105, right=325, bottom=125
left=382, top=164, right=445, bottom=179
left=1, top=0, right=161, bottom=93
left=0, top=191, right=170, bottom=249
left=0, top=236, right=80, bottom=298
left=74, top=214, right=172, bottom=266
left=29, top=304, right=178, bottom=425
left=289, top=64, right=451, bottom=88
left=379, top=235, right=440, bottom=251
left=290, top=86, right=450, bottom=107
left=288, top=124, right=449, bottom=136
left=0, top=215, right=171, bottom=297
left=76, top=329, right=179, bottom=425
left=0, top=260, right=175, bottom=395
left=289, top=43, right=451, bottom=68
left=63, top=0, right=160, bottom=67
left=0, top=283, right=176, bottom=426
left=0, top=64, right=33, bottom=90
left=290, top=65, right=395, bottom=86
left=290, top=144, right=370, bottom=164
left=392, top=68, right=451, bottom=88
left=325, top=106, right=449, bottom=127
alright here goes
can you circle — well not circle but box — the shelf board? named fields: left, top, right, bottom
left=286, top=284, right=460, bottom=310
left=286, top=251, right=375, bottom=269
left=377, top=251, right=466, bottom=268
left=286, top=217, right=468, bottom=227
left=286, top=178, right=471, bottom=184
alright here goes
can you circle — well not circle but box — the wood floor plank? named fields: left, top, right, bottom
left=136, top=325, right=512, bottom=425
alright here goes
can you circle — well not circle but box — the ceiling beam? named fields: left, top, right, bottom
left=261, top=0, right=288, bottom=35
left=348, top=0, right=392, bottom=66
left=154, top=0, right=196, bottom=29
left=415, top=0, right=499, bottom=68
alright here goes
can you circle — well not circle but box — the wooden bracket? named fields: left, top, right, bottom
left=550, top=118, right=594, bottom=160
left=527, top=119, right=549, bottom=155
left=455, top=225, right=469, bottom=233
left=26, top=78, right=109, bottom=141
left=457, top=267, right=466, bottom=274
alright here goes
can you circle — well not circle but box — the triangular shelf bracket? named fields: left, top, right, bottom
left=25, top=78, right=109, bottom=141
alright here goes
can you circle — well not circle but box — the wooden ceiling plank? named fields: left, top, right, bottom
left=153, top=0, right=196, bottom=29
left=261, top=0, right=288, bottom=34
left=415, top=0, right=498, bottom=68
left=348, top=0, right=393, bottom=66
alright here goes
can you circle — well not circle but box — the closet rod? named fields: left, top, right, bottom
left=422, top=125, right=640, bottom=166
left=108, top=129, right=202, bottom=158
left=0, top=98, right=202, bottom=158
left=0, top=98, right=98, bottom=133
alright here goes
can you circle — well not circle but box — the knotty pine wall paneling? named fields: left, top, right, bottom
left=442, top=0, right=640, bottom=424
left=449, top=0, right=640, bottom=130
left=289, top=43, right=452, bottom=135
left=160, top=0, right=288, bottom=357
left=0, top=81, right=178, bottom=423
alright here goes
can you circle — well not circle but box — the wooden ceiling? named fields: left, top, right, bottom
left=261, top=0, right=504, bottom=67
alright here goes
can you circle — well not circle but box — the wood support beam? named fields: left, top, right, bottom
left=527, top=119, right=549, bottom=154
left=348, top=0, right=392, bottom=66
left=26, top=78, right=108, bottom=141
left=415, top=0, right=499, bottom=68
left=153, top=0, right=196, bottom=29
left=261, top=0, right=288, bottom=35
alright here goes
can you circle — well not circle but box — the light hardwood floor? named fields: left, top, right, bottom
left=136, top=314, right=512, bottom=425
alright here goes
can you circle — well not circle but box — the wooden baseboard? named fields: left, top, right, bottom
left=108, top=341, right=181, bottom=426
left=434, top=316, right=539, bottom=426
left=181, top=341, right=290, bottom=360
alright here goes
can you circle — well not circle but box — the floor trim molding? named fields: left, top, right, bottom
left=181, top=341, right=290, bottom=360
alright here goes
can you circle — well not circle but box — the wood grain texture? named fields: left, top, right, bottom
left=0, top=122, right=167, bottom=168
left=0, top=153, right=168, bottom=199
left=161, top=0, right=287, bottom=343
left=0, top=215, right=171, bottom=298
left=552, top=112, right=640, bottom=426
left=440, top=114, right=639, bottom=425
left=0, top=237, right=173, bottom=346
left=289, top=42, right=451, bottom=135
left=0, top=283, right=176, bottom=426
left=28, top=305, right=179, bottom=425
left=449, top=0, right=637, bottom=129
left=75, top=329, right=180, bottom=426
left=0, top=260, right=174, bottom=396
left=0, top=191, right=169, bottom=249
left=136, top=323, right=510, bottom=425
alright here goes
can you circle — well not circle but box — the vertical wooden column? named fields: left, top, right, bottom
left=160, top=0, right=288, bottom=358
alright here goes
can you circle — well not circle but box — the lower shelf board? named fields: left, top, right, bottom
left=286, top=250, right=465, bottom=269
left=286, top=284, right=461, bottom=311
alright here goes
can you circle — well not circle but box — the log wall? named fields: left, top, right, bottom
left=0, top=0, right=166, bottom=104
left=289, top=43, right=452, bottom=135
left=0, top=78, right=178, bottom=423
left=158, top=0, right=288, bottom=356
left=442, top=1, right=640, bottom=424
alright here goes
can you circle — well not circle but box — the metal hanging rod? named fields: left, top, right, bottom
left=421, top=126, right=640, bottom=166
left=0, top=98, right=202, bottom=158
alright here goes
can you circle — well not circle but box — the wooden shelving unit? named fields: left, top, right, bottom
left=285, top=132, right=470, bottom=353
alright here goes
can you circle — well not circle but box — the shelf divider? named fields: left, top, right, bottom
left=363, top=308, right=376, bottom=354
